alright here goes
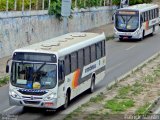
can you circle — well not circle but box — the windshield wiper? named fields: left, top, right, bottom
left=36, top=62, right=46, bottom=72
left=126, top=16, right=133, bottom=24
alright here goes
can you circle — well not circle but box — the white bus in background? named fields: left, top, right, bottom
left=114, top=4, right=159, bottom=41
left=6, top=32, right=106, bottom=110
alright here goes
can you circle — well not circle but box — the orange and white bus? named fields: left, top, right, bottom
left=114, top=4, right=159, bottom=41
left=6, top=32, right=106, bottom=110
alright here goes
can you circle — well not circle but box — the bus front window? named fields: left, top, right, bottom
left=116, top=15, right=139, bottom=32
left=11, top=62, right=57, bottom=89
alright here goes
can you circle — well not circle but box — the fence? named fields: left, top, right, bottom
left=0, top=0, right=112, bottom=11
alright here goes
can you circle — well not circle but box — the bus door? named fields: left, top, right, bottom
left=58, top=60, right=65, bottom=106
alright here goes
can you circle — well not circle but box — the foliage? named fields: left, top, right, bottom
left=0, top=76, right=9, bottom=86
left=105, top=99, right=134, bottom=112
left=0, top=0, right=7, bottom=11
left=0, top=0, right=107, bottom=11
left=86, top=0, right=100, bottom=8
left=118, top=85, right=131, bottom=98
left=90, top=92, right=104, bottom=103
left=112, top=0, right=152, bottom=6
left=48, top=0, right=62, bottom=20
left=135, top=103, right=151, bottom=115
left=0, top=0, right=49, bottom=11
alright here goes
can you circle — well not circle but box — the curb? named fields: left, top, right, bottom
left=63, top=52, right=160, bottom=119
left=152, top=96, right=160, bottom=114
left=107, top=52, right=160, bottom=89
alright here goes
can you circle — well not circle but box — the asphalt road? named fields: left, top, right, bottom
left=1, top=31, right=160, bottom=120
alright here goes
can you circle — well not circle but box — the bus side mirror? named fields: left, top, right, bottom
left=6, top=65, right=9, bottom=73
left=6, top=58, right=11, bottom=73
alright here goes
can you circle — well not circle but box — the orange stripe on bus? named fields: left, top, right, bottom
left=72, top=69, right=80, bottom=89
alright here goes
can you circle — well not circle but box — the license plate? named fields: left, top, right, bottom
left=123, top=37, right=128, bottom=39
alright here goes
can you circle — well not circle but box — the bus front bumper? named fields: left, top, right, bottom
left=9, top=95, right=58, bottom=109
left=115, top=29, right=142, bottom=40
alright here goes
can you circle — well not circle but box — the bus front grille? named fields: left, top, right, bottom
left=23, top=100, right=40, bottom=105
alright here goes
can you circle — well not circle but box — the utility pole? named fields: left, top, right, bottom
left=61, top=0, right=72, bottom=34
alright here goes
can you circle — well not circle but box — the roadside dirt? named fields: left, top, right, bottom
left=153, top=0, right=160, bottom=6
left=0, top=56, right=10, bottom=78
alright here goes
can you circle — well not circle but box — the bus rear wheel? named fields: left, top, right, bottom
left=89, top=76, right=95, bottom=93
left=140, top=31, right=145, bottom=41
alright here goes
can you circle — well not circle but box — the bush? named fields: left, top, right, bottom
left=112, top=0, right=152, bottom=6
left=48, top=0, right=62, bottom=20
left=0, top=0, right=47, bottom=11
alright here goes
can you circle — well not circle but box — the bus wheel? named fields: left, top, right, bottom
left=151, top=26, right=155, bottom=36
left=89, top=76, right=95, bottom=93
left=62, top=92, right=70, bottom=110
left=140, top=31, right=145, bottom=40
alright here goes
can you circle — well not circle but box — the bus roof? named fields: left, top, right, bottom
left=14, top=32, right=105, bottom=57
left=118, top=4, right=159, bottom=12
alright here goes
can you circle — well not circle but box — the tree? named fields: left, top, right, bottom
left=112, top=0, right=152, bottom=6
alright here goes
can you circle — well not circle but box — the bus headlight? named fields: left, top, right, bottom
left=9, top=90, right=21, bottom=99
left=44, top=93, right=56, bottom=101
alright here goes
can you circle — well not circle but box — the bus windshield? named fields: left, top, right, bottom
left=115, top=14, right=139, bottom=32
left=11, top=62, right=57, bottom=89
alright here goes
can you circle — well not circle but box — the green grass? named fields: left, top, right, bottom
left=64, top=106, right=82, bottom=120
left=131, top=82, right=143, bottom=95
left=153, top=69, right=160, bottom=77
left=107, top=82, right=118, bottom=90
left=143, top=75, right=155, bottom=83
left=90, top=92, right=104, bottom=103
left=85, top=112, right=109, bottom=120
left=85, top=112, right=101, bottom=120
left=0, top=76, right=9, bottom=86
left=135, top=103, right=151, bottom=115
left=106, top=35, right=115, bottom=41
left=118, top=85, right=131, bottom=98
left=105, top=99, right=134, bottom=112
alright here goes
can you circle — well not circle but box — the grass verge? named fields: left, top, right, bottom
left=106, top=35, right=115, bottom=41
left=105, top=99, right=134, bottom=112
left=0, top=76, right=9, bottom=87
left=135, top=103, right=151, bottom=115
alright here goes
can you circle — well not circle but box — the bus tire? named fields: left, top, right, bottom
left=62, top=91, right=70, bottom=110
left=140, top=31, right=145, bottom=40
left=151, top=26, right=155, bottom=36
left=89, top=76, right=95, bottom=93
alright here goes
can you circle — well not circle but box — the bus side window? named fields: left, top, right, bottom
left=145, top=12, right=148, bottom=21
left=102, top=40, right=106, bottom=57
left=152, top=9, right=154, bottom=19
left=71, top=52, right=78, bottom=72
left=91, top=44, right=96, bottom=62
left=150, top=10, right=152, bottom=20
left=65, top=55, right=71, bottom=75
left=140, top=15, right=143, bottom=27
left=154, top=9, right=156, bottom=18
left=84, top=47, right=90, bottom=65
left=147, top=11, right=150, bottom=21
left=58, top=60, right=65, bottom=85
left=96, top=42, right=102, bottom=59
left=157, top=8, right=159, bottom=17
left=78, top=49, right=84, bottom=68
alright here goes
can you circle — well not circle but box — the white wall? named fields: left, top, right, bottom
left=0, top=6, right=113, bottom=58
